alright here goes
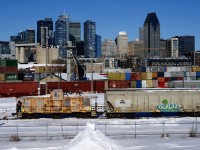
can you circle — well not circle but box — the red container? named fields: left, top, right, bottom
left=164, top=77, right=171, bottom=82
left=0, top=66, right=5, bottom=73
left=158, top=77, right=165, bottom=82
left=5, top=66, right=18, bottom=73
left=48, top=80, right=105, bottom=94
left=0, top=81, right=38, bottom=97
left=158, top=81, right=168, bottom=88
left=131, top=72, right=141, bottom=80
left=177, top=77, right=184, bottom=81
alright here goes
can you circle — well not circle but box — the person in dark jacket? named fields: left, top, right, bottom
left=16, top=100, right=22, bottom=112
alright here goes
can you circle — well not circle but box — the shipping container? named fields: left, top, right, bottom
left=0, top=66, right=5, bottom=73
left=0, top=59, right=18, bottom=66
left=125, top=72, right=131, bottom=80
left=164, top=77, right=171, bottom=82
left=142, top=80, right=147, bottom=88
left=157, top=72, right=164, bottom=77
left=157, top=77, right=165, bottom=82
left=131, top=81, right=136, bottom=88
left=130, top=72, right=141, bottom=81
left=192, top=66, right=200, bottom=72
left=157, top=66, right=166, bottom=72
left=136, top=80, right=142, bottom=88
left=146, top=80, right=153, bottom=88
left=146, top=72, right=152, bottom=80
left=5, top=73, right=18, bottom=81
left=164, top=72, right=171, bottom=78
left=196, top=72, right=200, bottom=77
left=5, top=66, right=18, bottom=73
left=0, top=81, right=38, bottom=97
left=141, top=72, right=147, bottom=80
left=0, top=74, right=5, bottom=81
left=23, top=73, right=34, bottom=81
left=186, top=66, right=192, bottom=72
left=152, top=72, right=158, bottom=79
left=150, top=66, right=158, bottom=72
left=158, top=82, right=165, bottom=88
left=152, top=80, right=158, bottom=88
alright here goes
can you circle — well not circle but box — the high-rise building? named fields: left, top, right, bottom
left=178, top=36, right=195, bottom=57
left=37, top=18, right=54, bottom=47
left=55, top=14, right=70, bottom=58
left=0, top=41, right=16, bottom=60
left=69, top=22, right=81, bottom=43
left=0, top=41, right=9, bottom=55
left=95, top=35, right=101, bottom=58
left=11, top=29, right=35, bottom=44
left=128, top=41, right=144, bottom=57
left=143, top=12, right=160, bottom=58
left=139, top=27, right=144, bottom=41
left=101, top=39, right=117, bottom=56
left=84, top=20, right=96, bottom=58
left=167, top=37, right=179, bottom=58
left=115, top=32, right=128, bottom=57
left=159, top=39, right=167, bottom=58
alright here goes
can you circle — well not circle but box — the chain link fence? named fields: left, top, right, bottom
left=0, top=119, right=200, bottom=141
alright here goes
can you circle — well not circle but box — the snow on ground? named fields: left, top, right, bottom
left=0, top=97, right=200, bottom=150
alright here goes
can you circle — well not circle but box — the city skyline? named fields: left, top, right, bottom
left=1, top=0, right=200, bottom=50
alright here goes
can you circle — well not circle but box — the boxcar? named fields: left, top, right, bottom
left=105, top=88, right=200, bottom=118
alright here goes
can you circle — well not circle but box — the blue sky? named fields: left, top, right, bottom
left=1, top=0, right=200, bottom=49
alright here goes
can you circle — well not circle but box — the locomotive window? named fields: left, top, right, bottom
left=64, top=100, right=70, bottom=107
left=38, top=99, right=43, bottom=106
left=83, top=98, right=90, bottom=106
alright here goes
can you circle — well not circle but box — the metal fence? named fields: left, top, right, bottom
left=0, top=119, right=200, bottom=141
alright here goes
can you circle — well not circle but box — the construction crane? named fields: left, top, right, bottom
left=70, top=51, right=79, bottom=81
left=70, top=51, right=87, bottom=81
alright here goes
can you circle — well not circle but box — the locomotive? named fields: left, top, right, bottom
left=16, top=89, right=105, bottom=119
left=16, top=88, right=200, bottom=119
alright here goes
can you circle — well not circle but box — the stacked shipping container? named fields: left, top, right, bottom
left=0, top=60, right=18, bottom=82
left=108, top=66, right=200, bottom=88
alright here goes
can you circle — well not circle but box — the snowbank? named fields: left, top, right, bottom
left=65, top=123, right=126, bottom=150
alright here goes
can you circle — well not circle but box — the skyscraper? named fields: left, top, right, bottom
left=69, top=22, right=81, bottom=43
left=55, top=14, right=70, bottom=58
left=101, top=39, right=117, bottom=56
left=139, top=27, right=144, bottom=41
left=95, top=34, right=101, bottom=58
left=143, top=12, right=160, bottom=58
left=37, top=18, right=54, bottom=48
left=178, top=36, right=195, bottom=57
left=84, top=20, right=96, bottom=58
left=11, top=29, right=35, bottom=44
left=115, top=32, right=128, bottom=57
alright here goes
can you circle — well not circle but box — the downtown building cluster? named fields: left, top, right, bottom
left=0, top=12, right=199, bottom=69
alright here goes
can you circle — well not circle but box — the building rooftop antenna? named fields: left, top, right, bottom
left=64, top=5, right=66, bottom=15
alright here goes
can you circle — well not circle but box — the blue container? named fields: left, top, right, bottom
left=125, top=73, right=131, bottom=80
left=157, top=72, right=164, bottom=77
left=142, top=67, right=146, bottom=72
left=196, top=72, right=200, bottom=77
left=136, top=80, right=142, bottom=88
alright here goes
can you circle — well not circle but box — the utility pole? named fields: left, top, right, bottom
left=45, top=35, right=49, bottom=95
